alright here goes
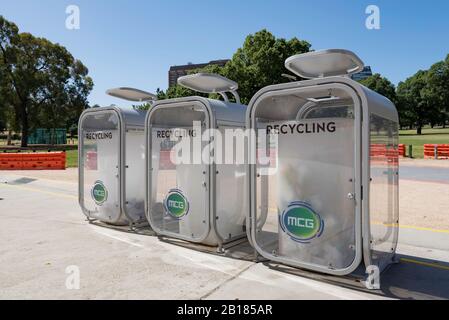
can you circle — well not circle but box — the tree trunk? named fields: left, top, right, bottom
left=20, top=103, right=29, bottom=147
left=6, top=130, right=12, bottom=145
left=417, top=125, right=422, bottom=135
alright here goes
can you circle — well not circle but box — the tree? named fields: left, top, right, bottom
left=0, top=16, right=93, bottom=146
left=0, top=101, right=16, bottom=144
left=156, top=29, right=311, bottom=105
left=359, top=73, right=397, bottom=104
left=395, top=93, right=416, bottom=130
left=425, top=55, right=449, bottom=128
left=358, top=74, right=417, bottom=129
left=133, top=86, right=205, bottom=111
left=0, top=93, right=7, bottom=131
left=0, top=18, right=19, bottom=144
left=163, top=84, right=199, bottom=99
left=221, top=29, right=311, bottom=104
left=397, top=70, right=434, bottom=135
left=396, top=54, right=449, bottom=134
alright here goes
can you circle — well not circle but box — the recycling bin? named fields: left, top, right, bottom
left=145, top=73, right=248, bottom=247
left=246, top=49, right=399, bottom=276
left=78, top=88, right=156, bottom=225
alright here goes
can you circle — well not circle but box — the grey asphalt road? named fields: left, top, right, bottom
left=0, top=171, right=448, bottom=300
left=400, top=165, right=449, bottom=184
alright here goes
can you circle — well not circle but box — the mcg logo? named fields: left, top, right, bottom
left=91, top=180, right=108, bottom=206
left=280, top=201, right=324, bottom=243
left=164, top=189, right=189, bottom=219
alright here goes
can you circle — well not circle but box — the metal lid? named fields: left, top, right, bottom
left=285, top=49, right=365, bottom=79
left=106, top=87, right=157, bottom=102
left=178, top=73, right=238, bottom=93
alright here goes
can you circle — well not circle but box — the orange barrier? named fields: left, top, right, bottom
left=0, top=152, right=66, bottom=170
left=398, top=144, right=406, bottom=157
left=424, top=144, right=449, bottom=159
left=370, top=144, right=403, bottom=165
left=159, top=150, right=175, bottom=170
left=370, top=144, right=405, bottom=157
left=0, top=153, right=23, bottom=170
left=86, top=151, right=97, bottom=170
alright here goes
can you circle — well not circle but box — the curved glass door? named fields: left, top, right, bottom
left=250, top=84, right=361, bottom=274
left=80, top=110, right=121, bottom=224
left=148, top=103, right=210, bottom=242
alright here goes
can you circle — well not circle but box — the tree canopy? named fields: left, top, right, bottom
left=134, top=28, right=449, bottom=135
left=396, top=55, right=449, bottom=133
left=397, top=71, right=430, bottom=133
left=0, top=16, right=93, bottom=146
left=221, top=29, right=311, bottom=104
left=158, top=29, right=311, bottom=104
left=2, top=17, right=447, bottom=137
left=359, top=73, right=397, bottom=105
left=154, top=28, right=449, bottom=134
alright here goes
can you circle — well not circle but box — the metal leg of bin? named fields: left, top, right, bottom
left=216, top=244, right=225, bottom=254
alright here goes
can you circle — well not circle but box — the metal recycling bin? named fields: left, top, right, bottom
left=78, top=88, right=156, bottom=226
left=246, top=50, right=399, bottom=276
left=145, top=73, right=248, bottom=247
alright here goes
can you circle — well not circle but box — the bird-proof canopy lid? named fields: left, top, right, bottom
left=178, top=73, right=241, bottom=104
left=178, top=73, right=238, bottom=94
left=106, top=87, right=157, bottom=102
left=285, top=49, right=365, bottom=79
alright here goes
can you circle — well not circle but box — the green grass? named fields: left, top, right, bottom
left=64, top=129, right=449, bottom=164
left=2, top=129, right=448, bottom=164
left=65, top=149, right=78, bottom=168
left=399, top=127, right=449, bottom=158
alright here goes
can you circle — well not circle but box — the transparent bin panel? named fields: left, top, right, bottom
left=253, top=94, right=357, bottom=271
left=80, top=111, right=121, bottom=223
left=149, top=105, right=209, bottom=242
left=215, top=126, right=247, bottom=242
left=369, top=114, right=399, bottom=266
left=125, top=129, right=146, bottom=222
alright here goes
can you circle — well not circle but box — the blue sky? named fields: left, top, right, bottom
left=1, top=0, right=449, bottom=107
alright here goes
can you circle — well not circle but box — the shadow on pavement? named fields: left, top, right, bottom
left=265, top=253, right=449, bottom=300
left=88, top=222, right=449, bottom=299
left=380, top=254, right=449, bottom=300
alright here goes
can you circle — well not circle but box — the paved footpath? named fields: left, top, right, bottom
left=0, top=170, right=448, bottom=300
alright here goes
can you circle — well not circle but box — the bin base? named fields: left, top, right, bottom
left=263, top=261, right=399, bottom=292
left=88, top=219, right=157, bottom=236
left=157, top=235, right=256, bottom=262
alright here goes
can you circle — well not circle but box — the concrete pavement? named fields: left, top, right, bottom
left=0, top=169, right=448, bottom=300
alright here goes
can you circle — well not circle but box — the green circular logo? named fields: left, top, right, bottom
left=164, top=189, right=189, bottom=219
left=91, top=180, right=108, bottom=206
left=280, top=202, right=324, bottom=243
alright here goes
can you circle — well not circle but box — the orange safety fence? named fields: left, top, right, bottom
left=370, top=144, right=404, bottom=165
left=0, top=152, right=66, bottom=170
left=398, top=144, right=406, bottom=157
left=160, top=150, right=175, bottom=170
left=85, top=151, right=97, bottom=170
left=370, top=144, right=405, bottom=157
left=424, top=144, right=449, bottom=159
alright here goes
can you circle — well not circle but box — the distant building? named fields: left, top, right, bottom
left=168, top=59, right=230, bottom=87
left=351, top=66, right=373, bottom=82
